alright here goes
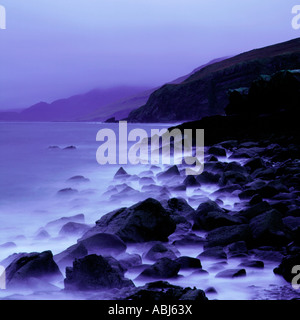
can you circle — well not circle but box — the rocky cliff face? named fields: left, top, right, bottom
left=127, top=38, right=300, bottom=123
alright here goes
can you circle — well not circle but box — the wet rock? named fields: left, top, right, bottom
left=198, top=246, right=227, bottom=260
left=83, top=198, right=176, bottom=243
left=273, top=253, right=300, bottom=283
left=67, top=175, right=90, bottom=183
left=64, top=254, right=134, bottom=290
left=59, top=222, right=91, bottom=237
left=219, top=171, right=250, bottom=186
left=57, top=188, right=78, bottom=195
left=144, top=244, right=177, bottom=261
left=244, top=157, right=266, bottom=172
left=138, top=258, right=181, bottom=279
left=208, top=146, right=226, bottom=157
left=205, top=224, right=251, bottom=248
left=6, top=251, right=62, bottom=287
left=249, top=209, right=290, bottom=247
left=193, top=200, right=224, bottom=228
left=175, top=256, right=202, bottom=270
left=45, top=214, right=85, bottom=230
left=227, top=241, right=248, bottom=258
left=157, top=165, right=180, bottom=180
left=139, top=177, right=155, bottom=186
left=163, top=197, right=195, bottom=221
left=239, top=260, right=264, bottom=268
left=183, top=175, right=200, bottom=187
left=172, top=233, right=205, bottom=246
left=78, top=233, right=127, bottom=255
left=54, top=242, right=88, bottom=267
left=117, top=253, right=142, bottom=269
left=114, top=167, right=129, bottom=178
left=196, top=171, right=220, bottom=184
left=215, top=268, right=246, bottom=278
left=205, top=287, right=217, bottom=294
left=63, top=146, right=76, bottom=150
left=238, top=201, right=271, bottom=220
left=34, top=229, right=50, bottom=240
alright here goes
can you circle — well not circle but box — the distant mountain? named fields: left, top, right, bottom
left=0, top=87, right=153, bottom=122
left=127, top=37, right=300, bottom=123
left=0, top=57, right=229, bottom=122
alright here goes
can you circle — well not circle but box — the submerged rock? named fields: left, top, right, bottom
left=215, top=268, right=246, bottom=278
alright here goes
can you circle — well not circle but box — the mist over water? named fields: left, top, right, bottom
left=0, top=122, right=293, bottom=300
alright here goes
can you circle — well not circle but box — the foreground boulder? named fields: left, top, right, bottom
left=138, top=258, right=180, bottom=279
left=83, top=198, right=176, bottom=243
left=125, top=281, right=207, bottom=301
left=64, top=254, right=134, bottom=291
left=6, top=251, right=62, bottom=287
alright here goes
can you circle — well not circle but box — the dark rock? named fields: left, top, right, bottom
left=205, top=287, right=217, bottom=294
left=283, top=216, right=300, bottom=231
left=238, top=201, right=271, bottom=220
left=215, top=268, right=246, bottom=278
left=57, top=188, right=78, bottom=195
left=249, top=209, right=290, bottom=247
left=6, top=251, right=62, bottom=287
left=175, top=256, right=202, bottom=270
left=274, top=253, right=300, bottom=283
left=208, top=146, right=226, bottom=157
left=67, top=175, right=90, bottom=183
left=238, top=189, right=258, bottom=200
left=244, top=157, right=266, bottom=172
left=64, top=254, right=134, bottom=290
left=249, top=248, right=284, bottom=262
left=78, top=233, right=127, bottom=255
left=249, top=194, right=263, bottom=206
left=208, top=155, right=218, bottom=162
left=239, top=260, right=264, bottom=268
left=163, top=197, right=195, bottom=221
left=117, top=253, right=142, bottom=269
left=114, top=167, right=129, bottom=178
left=144, top=244, right=177, bottom=261
left=157, top=165, right=180, bottom=180
left=252, top=167, right=276, bottom=180
left=34, top=229, right=50, bottom=240
left=193, top=200, right=224, bottom=228
left=205, top=224, right=251, bottom=248
left=227, top=241, right=248, bottom=257
left=198, top=246, right=227, bottom=260
left=45, top=214, right=85, bottom=229
left=229, top=148, right=263, bottom=159
left=59, top=222, right=90, bottom=237
left=219, top=171, right=250, bottom=186
left=83, top=198, right=176, bottom=243
left=54, top=242, right=88, bottom=267
left=196, top=171, right=220, bottom=184
left=172, top=233, right=205, bottom=246
left=183, top=175, right=200, bottom=187
left=63, top=146, right=76, bottom=150
left=138, top=258, right=181, bottom=279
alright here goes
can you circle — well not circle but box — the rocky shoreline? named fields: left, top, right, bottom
left=1, top=69, right=300, bottom=300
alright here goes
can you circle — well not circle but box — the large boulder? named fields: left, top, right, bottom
left=64, top=254, right=134, bottom=290
left=249, top=209, right=290, bottom=247
left=204, top=224, right=251, bottom=248
left=6, top=251, right=62, bottom=287
left=163, top=197, right=195, bottom=221
left=83, top=198, right=176, bottom=243
left=138, top=258, right=181, bottom=279
left=144, top=244, right=178, bottom=261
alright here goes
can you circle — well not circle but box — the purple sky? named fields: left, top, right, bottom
left=0, top=0, right=299, bottom=110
